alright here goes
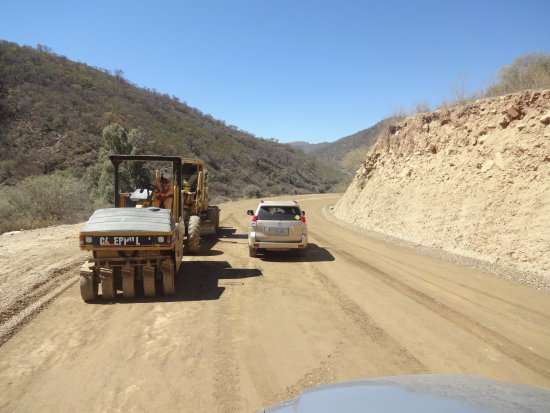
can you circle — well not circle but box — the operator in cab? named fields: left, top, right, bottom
left=152, top=170, right=174, bottom=209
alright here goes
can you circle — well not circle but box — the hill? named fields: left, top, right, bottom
left=290, top=117, right=404, bottom=177
left=0, top=41, right=342, bottom=200
left=332, top=90, right=550, bottom=286
left=310, top=117, right=404, bottom=172
left=286, top=141, right=331, bottom=154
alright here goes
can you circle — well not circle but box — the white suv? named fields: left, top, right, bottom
left=247, top=200, right=308, bottom=257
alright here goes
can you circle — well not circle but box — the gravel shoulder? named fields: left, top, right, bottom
left=324, top=205, right=550, bottom=293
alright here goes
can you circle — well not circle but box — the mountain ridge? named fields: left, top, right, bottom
left=0, top=41, right=342, bottom=200
left=289, top=117, right=404, bottom=177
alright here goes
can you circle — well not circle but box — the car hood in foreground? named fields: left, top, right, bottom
left=260, top=374, right=550, bottom=413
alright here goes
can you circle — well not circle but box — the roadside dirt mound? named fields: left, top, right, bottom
left=333, top=90, right=550, bottom=287
left=0, top=224, right=88, bottom=344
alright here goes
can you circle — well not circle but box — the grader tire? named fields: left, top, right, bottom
left=143, top=267, right=156, bottom=297
left=122, top=268, right=135, bottom=298
left=188, top=215, right=201, bottom=253
left=80, top=261, right=98, bottom=302
left=208, top=206, right=220, bottom=232
left=214, top=208, right=220, bottom=232
left=162, top=262, right=175, bottom=296
left=101, top=275, right=116, bottom=300
left=80, top=275, right=98, bottom=302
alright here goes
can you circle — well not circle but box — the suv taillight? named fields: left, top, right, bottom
left=301, top=216, right=306, bottom=223
left=252, top=215, right=258, bottom=222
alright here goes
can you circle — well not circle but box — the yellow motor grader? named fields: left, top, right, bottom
left=78, top=155, right=219, bottom=301
left=181, top=158, right=220, bottom=253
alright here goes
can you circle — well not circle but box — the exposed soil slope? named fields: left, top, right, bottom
left=334, top=90, right=550, bottom=287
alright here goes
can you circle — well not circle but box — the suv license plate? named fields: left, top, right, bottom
left=270, top=228, right=288, bottom=236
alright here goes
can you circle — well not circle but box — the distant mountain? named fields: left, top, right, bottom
left=290, top=117, right=404, bottom=178
left=0, top=41, right=342, bottom=200
left=287, top=140, right=331, bottom=154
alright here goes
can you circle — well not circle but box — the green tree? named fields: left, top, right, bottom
left=86, top=123, right=149, bottom=203
left=242, top=184, right=261, bottom=199
left=269, top=184, right=282, bottom=195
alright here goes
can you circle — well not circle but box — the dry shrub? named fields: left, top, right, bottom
left=486, top=52, right=550, bottom=97
left=0, top=173, right=94, bottom=233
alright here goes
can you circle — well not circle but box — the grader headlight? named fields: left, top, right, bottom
left=157, top=235, right=171, bottom=244
left=79, top=235, right=93, bottom=246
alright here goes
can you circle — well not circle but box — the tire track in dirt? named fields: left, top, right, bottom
left=266, top=259, right=427, bottom=406
left=308, top=265, right=428, bottom=373
left=182, top=257, right=244, bottom=413
left=388, top=259, right=550, bottom=322
left=209, top=219, right=286, bottom=409
left=220, top=239, right=282, bottom=410
left=0, top=263, right=81, bottom=347
left=314, top=232, right=550, bottom=380
left=362, top=245, right=550, bottom=322
left=242, top=341, right=281, bottom=405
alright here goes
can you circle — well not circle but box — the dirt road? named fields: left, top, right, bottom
left=1, top=194, right=549, bottom=412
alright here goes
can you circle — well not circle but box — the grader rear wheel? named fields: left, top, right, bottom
left=101, top=275, right=116, bottom=300
left=162, top=262, right=175, bottom=296
left=80, top=275, right=98, bottom=302
left=122, top=267, right=135, bottom=298
left=80, top=261, right=98, bottom=302
left=213, top=207, right=220, bottom=232
left=188, top=215, right=201, bottom=253
left=143, top=266, right=156, bottom=297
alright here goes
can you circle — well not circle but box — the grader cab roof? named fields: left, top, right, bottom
left=80, top=208, right=174, bottom=234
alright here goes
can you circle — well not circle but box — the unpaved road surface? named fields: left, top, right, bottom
left=1, top=194, right=549, bottom=412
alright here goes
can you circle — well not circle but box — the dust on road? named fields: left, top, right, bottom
left=1, top=194, right=549, bottom=412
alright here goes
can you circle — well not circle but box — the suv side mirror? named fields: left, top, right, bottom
left=302, top=211, right=306, bottom=216
left=247, top=210, right=254, bottom=216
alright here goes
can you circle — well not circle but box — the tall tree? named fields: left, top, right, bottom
left=86, top=123, right=149, bottom=203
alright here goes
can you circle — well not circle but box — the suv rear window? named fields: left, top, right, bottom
left=257, top=206, right=301, bottom=221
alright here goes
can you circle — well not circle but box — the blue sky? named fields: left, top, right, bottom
left=2, top=0, right=549, bottom=143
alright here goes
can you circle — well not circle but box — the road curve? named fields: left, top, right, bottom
left=0, top=193, right=549, bottom=412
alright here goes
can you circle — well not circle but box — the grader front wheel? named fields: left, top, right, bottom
left=188, top=215, right=201, bottom=253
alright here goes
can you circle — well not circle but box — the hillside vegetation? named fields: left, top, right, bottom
left=289, top=118, right=405, bottom=177
left=0, top=41, right=342, bottom=201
